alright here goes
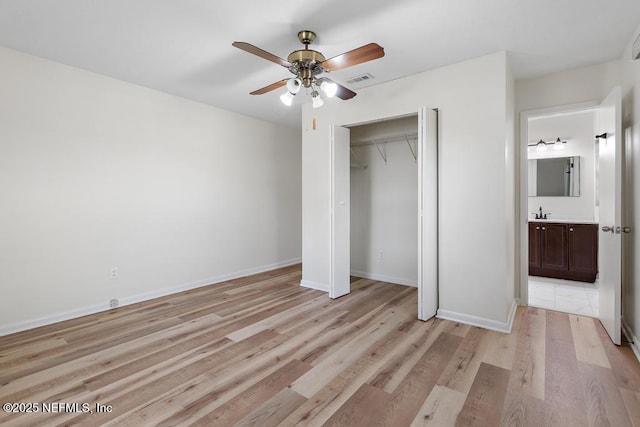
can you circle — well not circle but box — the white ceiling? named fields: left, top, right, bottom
left=0, top=0, right=638, bottom=129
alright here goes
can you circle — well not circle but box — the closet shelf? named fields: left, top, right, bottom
left=351, top=131, right=419, bottom=164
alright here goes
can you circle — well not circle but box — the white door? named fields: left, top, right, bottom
left=330, top=125, right=351, bottom=299
left=597, top=87, right=622, bottom=345
left=418, top=108, right=438, bottom=320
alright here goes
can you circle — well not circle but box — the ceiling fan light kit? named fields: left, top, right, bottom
left=232, top=30, right=385, bottom=108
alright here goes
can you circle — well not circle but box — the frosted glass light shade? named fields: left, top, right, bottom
left=286, top=78, right=302, bottom=94
left=320, top=81, right=337, bottom=98
left=312, top=94, right=324, bottom=109
left=280, top=91, right=294, bottom=106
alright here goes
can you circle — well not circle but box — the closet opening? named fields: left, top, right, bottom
left=330, top=108, right=438, bottom=320
left=348, top=115, right=420, bottom=291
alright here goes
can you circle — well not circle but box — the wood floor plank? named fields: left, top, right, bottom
left=507, top=306, right=546, bottom=400
left=409, top=384, right=466, bottom=426
left=570, top=315, right=611, bottom=368
left=322, top=383, right=392, bottom=427
left=620, top=387, right=640, bottom=427
left=595, top=320, right=640, bottom=392
left=500, top=390, right=546, bottom=427
left=1, top=265, right=639, bottom=426
left=234, top=388, right=307, bottom=427
left=368, top=318, right=447, bottom=393
left=544, top=310, right=588, bottom=426
left=437, top=326, right=488, bottom=395
left=455, top=362, right=510, bottom=426
left=579, top=362, right=633, bottom=427
left=382, top=332, right=463, bottom=426
left=191, top=359, right=312, bottom=426
left=481, top=307, right=522, bottom=370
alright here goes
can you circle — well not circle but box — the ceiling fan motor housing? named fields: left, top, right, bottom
left=287, top=49, right=326, bottom=87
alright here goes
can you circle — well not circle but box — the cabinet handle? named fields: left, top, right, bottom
left=541, top=227, right=546, bottom=230
left=602, top=226, right=614, bottom=233
left=535, top=227, right=540, bottom=230
left=569, top=228, right=574, bottom=232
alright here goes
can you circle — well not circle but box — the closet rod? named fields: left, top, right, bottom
left=352, top=131, right=418, bottom=146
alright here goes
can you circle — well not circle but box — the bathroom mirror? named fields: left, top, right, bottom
left=528, top=156, right=580, bottom=197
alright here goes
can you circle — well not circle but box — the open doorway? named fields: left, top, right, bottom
left=525, top=108, right=601, bottom=318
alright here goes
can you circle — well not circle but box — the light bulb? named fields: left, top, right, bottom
left=320, top=81, right=337, bottom=98
left=286, top=78, right=302, bottom=94
left=312, top=92, right=324, bottom=109
left=280, top=91, right=294, bottom=106
left=553, top=138, right=565, bottom=150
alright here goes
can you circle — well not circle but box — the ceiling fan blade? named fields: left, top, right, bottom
left=250, top=79, right=288, bottom=95
left=232, top=42, right=292, bottom=67
left=320, top=43, right=385, bottom=72
left=317, top=77, right=357, bottom=100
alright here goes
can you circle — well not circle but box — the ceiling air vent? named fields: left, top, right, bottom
left=347, top=73, right=374, bottom=84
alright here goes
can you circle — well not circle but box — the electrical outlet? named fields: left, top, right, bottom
left=109, top=299, right=119, bottom=308
left=110, top=267, right=118, bottom=279
left=378, top=250, right=384, bottom=259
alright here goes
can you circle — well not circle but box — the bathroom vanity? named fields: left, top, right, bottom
left=528, top=220, right=598, bottom=283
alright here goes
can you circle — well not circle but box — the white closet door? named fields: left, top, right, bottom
left=330, top=125, right=351, bottom=299
left=418, top=108, right=438, bottom=320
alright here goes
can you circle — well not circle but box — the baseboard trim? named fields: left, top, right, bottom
left=350, top=270, right=417, bottom=287
left=622, top=319, right=640, bottom=364
left=0, top=258, right=301, bottom=337
left=300, top=279, right=329, bottom=293
left=437, top=299, right=518, bottom=334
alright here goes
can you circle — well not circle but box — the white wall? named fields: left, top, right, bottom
left=0, top=46, right=302, bottom=334
left=527, top=111, right=597, bottom=221
left=621, top=25, right=640, bottom=356
left=302, top=52, right=517, bottom=331
left=350, top=137, right=418, bottom=287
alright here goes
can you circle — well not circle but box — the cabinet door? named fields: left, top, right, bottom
left=528, top=223, right=541, bottom=269
left=568, top=224, right=598, bottom=275
left=541, top=223, right=568, bottom=271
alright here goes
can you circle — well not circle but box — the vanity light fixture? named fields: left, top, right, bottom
left=528, top=137, right=567, bottom=152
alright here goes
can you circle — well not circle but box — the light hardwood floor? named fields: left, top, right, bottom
left=1, top=264, right=639, bottom=426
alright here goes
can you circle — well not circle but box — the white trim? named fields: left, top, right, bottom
left=622, top=319, right=640, bottom=364
left=300, top=279, right=330, bottom=292
left=351, top=271, right=417, bottom=287
left=0, top=258, right=301, bottom=336
left=437, top=299, right=518, bottom=334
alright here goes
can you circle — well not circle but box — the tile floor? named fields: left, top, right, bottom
left=528, top=275, right=599, bottom=317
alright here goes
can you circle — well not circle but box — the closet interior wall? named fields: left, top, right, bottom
left=349, top=115, right=419, bottom=287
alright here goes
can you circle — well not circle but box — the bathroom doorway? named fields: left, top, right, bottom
left=520, top=87, right=623, bottom=345
left=525, top=108, right=600, bottom=318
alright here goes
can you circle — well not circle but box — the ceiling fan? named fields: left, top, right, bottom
left=232, top=30, right=385, bottom=108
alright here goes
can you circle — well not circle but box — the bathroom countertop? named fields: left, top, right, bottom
left=528, top=218, right=598, bottom=224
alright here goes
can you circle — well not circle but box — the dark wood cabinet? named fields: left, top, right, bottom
left=529, top=222, right=597, bottom=282
left=540, top=223, right=568, bottom=272
left=528, top=223, right=541, bottom=269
